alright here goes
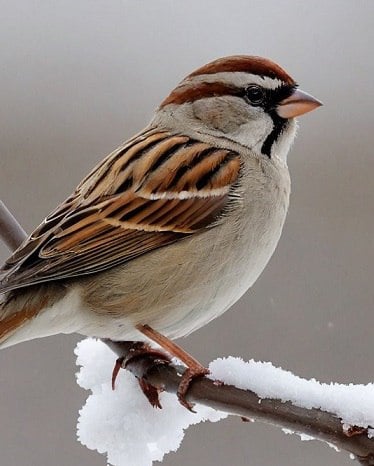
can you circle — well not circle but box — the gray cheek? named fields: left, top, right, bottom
left=230, top=111, right=274, bottom=152
left=183, top=97, right=276, bottom=156
left=191, top=97, right=251, bottom=134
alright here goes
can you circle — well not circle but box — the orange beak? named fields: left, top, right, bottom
left=277, top=89, right=323, bottom=119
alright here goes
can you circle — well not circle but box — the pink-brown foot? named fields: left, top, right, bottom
left=135, top=324, right=211, bottom=412
left=177, top=366, right=210, bottom=412
left=111, top=341, right=171, bottom=408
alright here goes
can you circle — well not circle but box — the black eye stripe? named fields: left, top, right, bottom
left=270, top=84, right=297, bottom=104
left=241, top=83, right=297, bottom=110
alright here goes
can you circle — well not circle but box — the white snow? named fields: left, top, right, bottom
left=75, top=338, right=226, bottom=466
left=75, top=340, right=374, bottom=466
left=282, top=428, right=315, bottom=442
left=209, top=356, right=374, bottom=430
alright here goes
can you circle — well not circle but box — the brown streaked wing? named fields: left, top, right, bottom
left=0, top=128, right=241, bottom=293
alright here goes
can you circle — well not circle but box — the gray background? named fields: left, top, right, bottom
left=0, top=0, right=373, bottom=465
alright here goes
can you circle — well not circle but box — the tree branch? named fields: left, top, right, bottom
left=1, top=201, right=373, bottom=465
left=106, top=340, right=374, bottom=465
left=0, top=201, right=27, bottom=250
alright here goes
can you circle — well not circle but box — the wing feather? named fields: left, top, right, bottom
left=0, top=128, right=241, bottom=292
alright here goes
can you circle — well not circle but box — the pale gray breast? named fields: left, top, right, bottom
left=79, top=154, right=290, bottom=341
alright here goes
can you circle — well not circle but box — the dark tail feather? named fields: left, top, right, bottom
left=0, top=292, right=47, bottom=347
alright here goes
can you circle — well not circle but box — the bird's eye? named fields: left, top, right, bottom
left=245, top=85, right=265, bottom=105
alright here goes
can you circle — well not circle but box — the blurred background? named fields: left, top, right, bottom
left=0, top=1, right=373, bottom=465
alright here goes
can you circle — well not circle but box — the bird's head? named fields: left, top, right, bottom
left=155, top=55, right=322, bottom=161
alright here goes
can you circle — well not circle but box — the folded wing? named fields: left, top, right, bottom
left=0, top=128, right=241, bottom=293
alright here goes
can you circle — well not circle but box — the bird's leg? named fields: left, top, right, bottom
left=106, top=326, right=209, bottom=411
left=136, top=324, right=209, bottom=411
left=110, top=340, right=172, bottom=409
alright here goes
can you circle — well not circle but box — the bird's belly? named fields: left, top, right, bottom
left=146, top=203, right=286, bottom=339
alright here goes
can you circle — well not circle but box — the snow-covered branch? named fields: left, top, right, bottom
left=102, top=339, right=374, bottom=466
left=1, top=201, right=374, bottom=466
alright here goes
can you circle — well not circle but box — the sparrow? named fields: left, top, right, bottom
left=0, top=55, right=321, bottom=406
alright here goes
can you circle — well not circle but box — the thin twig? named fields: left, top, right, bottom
left=1, top=201, right=373, bottom=465
left=0, top=201, right=27, bottom=250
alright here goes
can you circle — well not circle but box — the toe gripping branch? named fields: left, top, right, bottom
left=104, top=325, right=210, bottom=411
left=109, top=341, right=172, bottom=409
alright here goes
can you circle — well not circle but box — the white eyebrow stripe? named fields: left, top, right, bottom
left=184, top=72, right=285, bottom=90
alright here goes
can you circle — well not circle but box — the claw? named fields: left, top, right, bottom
left=112, top=357, right=125, bottom=390
left=138, top=378, right=162, bottom=409
left=109, top=326, right=211, bottom=412
left=110, top=342, right=171, bottom=408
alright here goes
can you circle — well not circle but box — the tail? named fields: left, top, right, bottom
left=0, top=283, right=65, bottom=349
left=0, top=293, right=46, bottom=348
left=0, top=302, right=41, bottom=346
